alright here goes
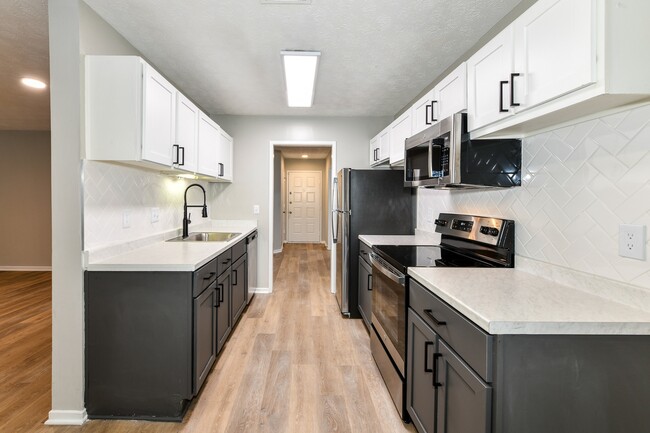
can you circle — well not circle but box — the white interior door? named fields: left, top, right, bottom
left=287, top=170, right=321, bottom=243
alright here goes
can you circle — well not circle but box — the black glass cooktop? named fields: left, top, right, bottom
left=373, top=244, right=496, bottom=273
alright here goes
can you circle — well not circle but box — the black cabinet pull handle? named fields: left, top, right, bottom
left=510, top=73, right=520, bottom=107
left=499, top=80, right=509, bottom=113
left=367, top=274, right=372, bottom=291
left=222, top=258, right=230, bottom=265
left=179, top=146, right=185, bottom=166
left=233, top=269, right=238, bottom=286
left=433, top=353, right=442, bottom=388
left=203, top=271, right=216, bottom=280
left=423, top=309, right=447, bottom=326
left=424, top=341, right=434, bottom=373
left=218, top=162, right=224, bottom=177
left=172, top=144, right=180, bottom=165
left=431, top=100, right=438, bottom=122
left=218, top=283, right=224, bottom=303
left=425, top=103, right=432, bottom=125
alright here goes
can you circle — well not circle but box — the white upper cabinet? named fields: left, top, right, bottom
left=141, top=64, right=176, bottom=166
left=217, top=129, right=233, bottom=182
left=411, top=88, right=436, bottom=135
left=369, top=136, right=379, bottom=165
left=513, top=0, right=595, bottom=110
left=175, top=92, right=199, bottom=173
left=411, top=63, right=467, bottom=136
left=468, top=0, right=650, bottom=137
left=467, top=26, right=515, bottom=131
left=389, top=110, right=412, bottom=166
left=436, top=63, right=467, bottom=121
left=369, top=126, right=390, bottom=167
left=197, top=112, right=220, bottom=178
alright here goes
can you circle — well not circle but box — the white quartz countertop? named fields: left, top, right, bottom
left=408, top=267, right=650, bottom=335
left=86, top=221, right=257, bottom=272
left=359, top=232, right=438, bottom=247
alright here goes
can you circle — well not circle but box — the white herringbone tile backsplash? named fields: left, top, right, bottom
left=418, top=103, right=650, bottom=290
left=83, top=161, right=211, bottom=250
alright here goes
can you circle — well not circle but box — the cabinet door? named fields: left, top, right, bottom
left=436, top=63, right=467, bottom=121
left=197, top=112, right=220, bottom=177
left=175, top=93, right=199, bottom=173
left=217, top=128, right=233, bottom=182
left=369, top=136, right=379, bottom=165
left=411, top=88, right=436, bottom=135
left=231, top=255, right=247, bottom=326
left=467, top=25, right=515, bottom=131
left=378, top=126, right=390, bottom=163
left=436, top=340, right=492, bottom=433
left=142, top=64, right=176, bottom=166
left=389, top=110, right=412, bottom=166
left=193, top=284, right=217, bottom=395
left=407, top=309, right=438, bottom=433
left=216, top=271, right=232, bottom=353
left=513, top=0, right=595, bottom=110
left=357, top=257, right=372, bottom=330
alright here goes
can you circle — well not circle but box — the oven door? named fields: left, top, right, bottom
left=369, top=253, right=406, bottom=375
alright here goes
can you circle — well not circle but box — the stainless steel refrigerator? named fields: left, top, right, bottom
left=333, top=169, right=414, bottom=317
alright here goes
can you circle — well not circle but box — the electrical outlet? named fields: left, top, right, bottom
left=619, top=224, right=646, bottom=260
left=151, top=207, right=160, bottom=223
left=253, top=205, right=260, bottom=215
left=122, top=211, right=131, bottom=229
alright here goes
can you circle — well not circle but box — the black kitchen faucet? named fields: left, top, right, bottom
left=183, top=183, right=208, bottom=238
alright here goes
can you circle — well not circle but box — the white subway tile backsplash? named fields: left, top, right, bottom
left=417, top=103, right=650, bottom=290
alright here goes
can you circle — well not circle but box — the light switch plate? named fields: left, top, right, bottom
left=253, top=205, right=260, bottom=215
left=151, top=207, right=160, bottom=223
left=619, top=224, right=646, bottom=260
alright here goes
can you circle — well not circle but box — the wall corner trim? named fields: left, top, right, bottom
left=44, top=409, right=88, bottom=426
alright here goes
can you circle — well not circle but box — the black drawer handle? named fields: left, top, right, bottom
left=423, top=309, right=446, bottom=326
left=222, top=258, right=231, bottom=265
left=433, top=353, right=442, bottom=388
left=424, top=341, right=433, bottom=373
left=203, top=272, right=216, bottom=280
left=499, top=80, right=509, bottom=113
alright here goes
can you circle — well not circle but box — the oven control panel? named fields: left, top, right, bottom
left=435, top=213, right=514, bottom=248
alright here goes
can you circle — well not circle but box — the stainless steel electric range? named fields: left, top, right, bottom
left=368, top=213, right=515, bottom=421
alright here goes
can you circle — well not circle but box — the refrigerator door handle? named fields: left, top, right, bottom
left=332, top=176, right=339, bottom=243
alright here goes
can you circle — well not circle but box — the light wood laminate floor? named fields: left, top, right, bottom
left=4, top=244, right=415, bottom=432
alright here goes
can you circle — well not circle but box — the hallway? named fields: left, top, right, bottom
left=5, top=244, right=414, bottom=432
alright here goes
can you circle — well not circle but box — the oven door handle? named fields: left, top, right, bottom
left=369, top=253, right=405, bottom=285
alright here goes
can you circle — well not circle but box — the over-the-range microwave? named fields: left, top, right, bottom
left=404, top=112, right=522, bottom=189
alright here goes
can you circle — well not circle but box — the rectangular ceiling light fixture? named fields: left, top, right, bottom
left=281, top=50, right=320, bottom=108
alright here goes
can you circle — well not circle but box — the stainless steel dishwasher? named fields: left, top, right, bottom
left=246, top=231, right=257, bottom=303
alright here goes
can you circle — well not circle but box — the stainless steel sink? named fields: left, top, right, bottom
left=167, top=232, right=241, bottom=242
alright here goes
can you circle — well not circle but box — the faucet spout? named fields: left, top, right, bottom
left=183, top=183, right=208, bottom=238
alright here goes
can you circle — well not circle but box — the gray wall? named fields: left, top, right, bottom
left=0, top=131, right=51, bottom=268
left=211, top=115, right=390, bottom=290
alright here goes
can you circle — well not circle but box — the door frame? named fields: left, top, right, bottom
left=286, top=170, right=322, bottom=243
left=269, top=141, right=337, bottom=294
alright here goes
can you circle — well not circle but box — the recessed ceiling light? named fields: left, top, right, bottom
left=301, top=154, right=309, bottom=158
left=281, top=50, right=320, bottom=108
left=21, top=77, right=47, bottom=89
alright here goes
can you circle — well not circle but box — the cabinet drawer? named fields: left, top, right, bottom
left=193, top=258, right=217, bottom=296
left=231, top=238, right=246, bottom=262
left=217, top=249, right=232, bottom=276
left=409, top=278, right=493, bottom=382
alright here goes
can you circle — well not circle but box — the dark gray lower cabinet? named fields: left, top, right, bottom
left=231, top=254, right=247, bottom=326
left=193, top=281, right=217, bottom=395
left=216, top=270, right=231, bottom=353
left=358, top=253, right=372, bottom=330
left=407, top=278, right=650, bottom=433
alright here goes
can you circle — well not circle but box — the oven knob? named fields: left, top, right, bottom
left=480, top=226, right=490, bottom=235
left=434, top=219, right=447, bottom=227
left=489, top=228, right=499, bottom=237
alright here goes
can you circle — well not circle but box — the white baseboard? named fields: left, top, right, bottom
left=273, top=247, right=283, bottom=254
left=45, top=409, right=88, bottom=426
left=0, top=266, right=52, bottom=271
left=254, top=287, right=272, bottom=294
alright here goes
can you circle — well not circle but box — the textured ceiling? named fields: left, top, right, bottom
left=0, top=0, right=49, bottom=130
left=0, top=0, right=523, bottom=130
